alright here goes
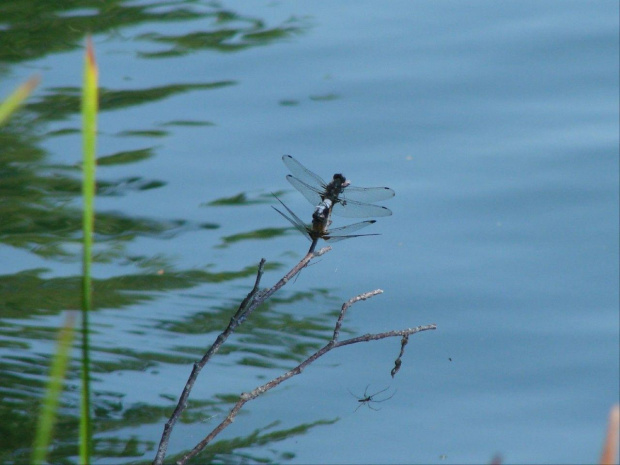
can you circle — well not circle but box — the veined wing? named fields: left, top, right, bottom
left=273, top=195, right=326, bottom=253
left=272, top=196, right=311, bottom=241
left=286, top=175, right=393, bottom=217
left=285, top=174, right=323, bottom=206
left=340, top=185, right=395, bottom=203
left=331, top=199, right=392, bottom=218
left=282, top=155, right=327, bottom=191
left=283, top=155, right=394, bottom=218
left=272, top=195, right=380, bottom=246
left=323, top=220, right=378, bottom=243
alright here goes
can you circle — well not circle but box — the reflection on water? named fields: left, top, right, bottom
left=159, top=418, right=337, bottom=465
left=0, top=274, right=341, bottom=463
left=0, top=1, right=321, bottom=463
left=26, top=81, right=237, bottom=123
left=136, top=12, right=308, bottom=58
left=1, top=1, right=306, bottom=63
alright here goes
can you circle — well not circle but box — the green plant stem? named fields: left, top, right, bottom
left=0, top=75, right=39, bottom=126
left=80, top=35, right=98, bottom=463
left=31, top=313, right=77, bottom=465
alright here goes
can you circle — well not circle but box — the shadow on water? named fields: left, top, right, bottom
left=0, top=1, right=340, bottom=463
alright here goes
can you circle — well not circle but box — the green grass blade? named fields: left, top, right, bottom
left=80, top=35, right=98, bottom=463
left=0, top=75, right=40, bottom=126
left=31, top=313, right=77, bottom=465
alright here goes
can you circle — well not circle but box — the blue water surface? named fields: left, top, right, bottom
left=0, top=1, right=618, bottom=464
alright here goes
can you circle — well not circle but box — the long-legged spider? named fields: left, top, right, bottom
left=347, top=385, right=396, bottom=412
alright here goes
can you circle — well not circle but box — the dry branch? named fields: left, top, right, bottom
left=153, top=246, right=436, bottom=465
left=153, top=248, right=329, bottom=465
left=176, top=289, right=436, bottom=464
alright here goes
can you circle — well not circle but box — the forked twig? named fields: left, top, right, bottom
left=175, top=289, right=436, bottom=465
left=391, top=334, right=409, bottom=378
left=152, top=247, right=330, bottom=465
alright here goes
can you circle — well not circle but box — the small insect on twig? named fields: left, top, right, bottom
left=347, top=385, right=396, bottom=412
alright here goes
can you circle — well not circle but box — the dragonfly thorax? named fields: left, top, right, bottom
left=282, top=155, right=394, bottom=218
left=271, top=193, right=379, bottom=254
left=312, top=199, right=333, bottom=226
left=322, top=174, right=350, bottom=201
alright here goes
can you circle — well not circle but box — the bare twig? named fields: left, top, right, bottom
left=153, top=249, right=328, bottom=465
left=176, top=289, right=436, bottom=465
left=391, top=334, right=409, bottom=378
left=333, top=289, right=383, bottom=341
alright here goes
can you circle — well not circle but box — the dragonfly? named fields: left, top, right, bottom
left=282, top=155, right=395, bottom=218
left=272, top=195, right=378, bottom=254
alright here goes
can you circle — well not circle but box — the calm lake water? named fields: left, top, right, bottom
left=1, top=1, right=618, bottom=464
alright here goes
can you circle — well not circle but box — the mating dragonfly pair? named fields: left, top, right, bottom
left=274, top=155, right=395, bottom=253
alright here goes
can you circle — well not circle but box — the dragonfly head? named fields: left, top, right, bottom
left=323, top=174, right=350, bottom=201
left=332, top=173, right=350, bottom=188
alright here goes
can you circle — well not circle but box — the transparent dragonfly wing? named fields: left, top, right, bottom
left=282, top=155, right=327, bottom=190
left=331, top=200, right=392, bottom=218
left=341, top=185, right=395, bottom=203
left=271, top=196, right=312, bottom=241
left=325, top=220, right=375, bottom=237
left=286, top=176, right=393, bottom=217
left=272, top=206, right=311, bottom=240
left=326, top=232, right=380, bottom=243
left=285, top=175, right=323, bottom=206
left=325, top=220, right=380, bottom=243
left=272, top=196, right=380, bottom=251
left=283, top=155, right=394, bottom=218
